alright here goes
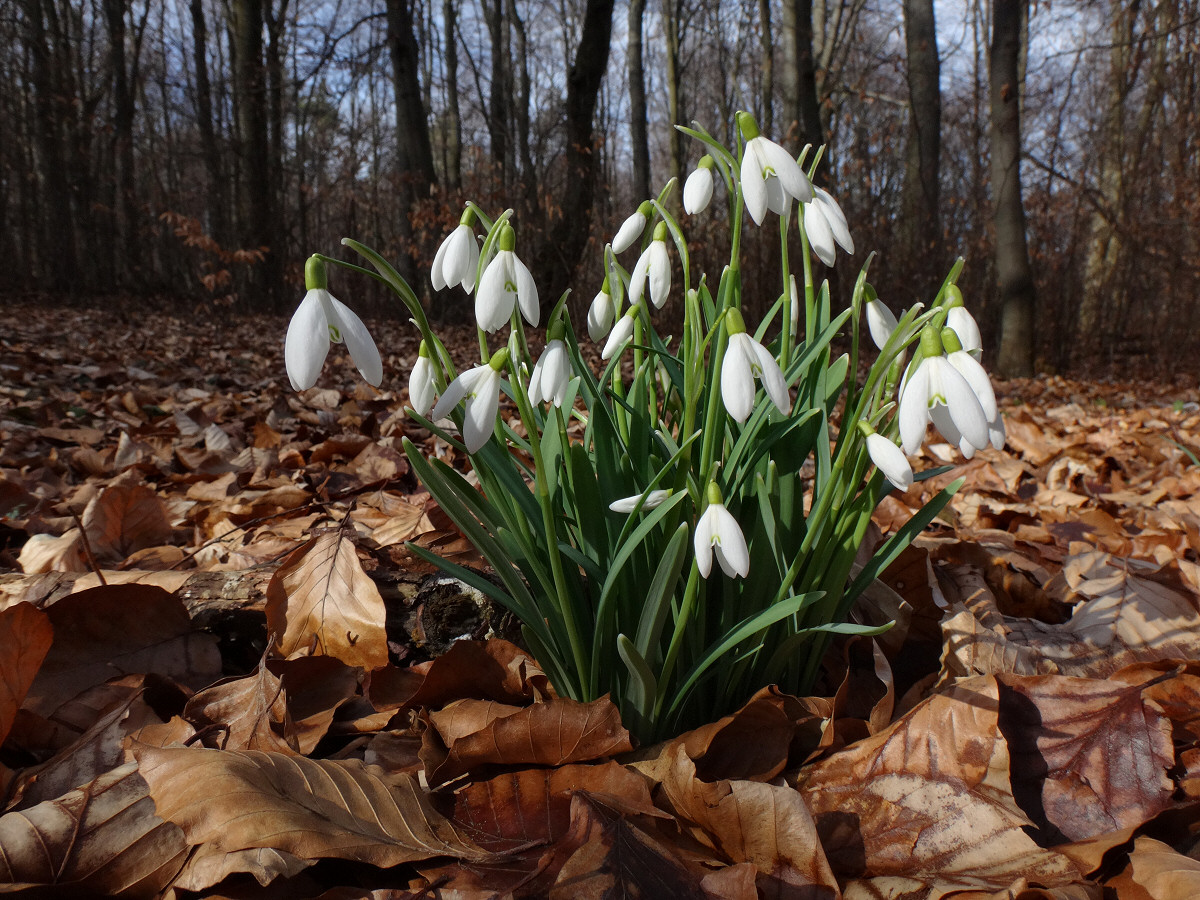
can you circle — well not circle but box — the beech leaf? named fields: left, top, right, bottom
left=0, top=602, right=53, bottom=747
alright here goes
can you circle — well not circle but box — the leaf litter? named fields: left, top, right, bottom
left=2, top=301, right=1200, bottom=897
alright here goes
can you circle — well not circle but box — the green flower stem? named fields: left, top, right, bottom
left=507, top=357, right=590, bottom=698
left=797, top=220, right=816, bottom=344
left=779, top=212, right=794, bottom=362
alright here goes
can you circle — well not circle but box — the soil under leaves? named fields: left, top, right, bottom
left=3, top=299, right=1200, bottom=898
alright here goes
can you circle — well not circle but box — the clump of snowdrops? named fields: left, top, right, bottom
left=285, top=113, right=1004, bottom=743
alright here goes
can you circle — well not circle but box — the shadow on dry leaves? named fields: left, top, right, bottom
left=3, top=301, right=1200, bottom=898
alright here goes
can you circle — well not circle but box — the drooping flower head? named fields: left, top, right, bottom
left=602, top=306, right=641, bottom=360
left=475, top=224, right=539, bottom=333
left=528, top=323, right=572, bottom=408
left=803, top=186, right=854, bottom=267
left=694, top=483, right=749, bottom=579
left=628, top=222, right=672, bottom=309
left=609, top=489, right=672, bottom=514
left=431, top=208, right=480, bottom=293
left=683, top=156, right=715, bottom=215
left=863, top=427, right=913, bottom=492
left=612, top=201, right=654, bottom=254
left=737, top=111, right=812, bottom=225
left=898, top=326, right=991, bottom=456
left=431, top=348, right=508, bottom=454
left=721, top=308, right=791, bottom=423
left=588, top=276, right=617, bottom=342
left=285, top=255, right=382, bottom=391
left=944, top=286, right=982, bottom=357
left=408, top=340, right=437, bottom=417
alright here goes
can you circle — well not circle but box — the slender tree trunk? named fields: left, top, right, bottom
left=386, top=0, right=437, bottom=191
left=661, top=0, right=683, bottom=186
left=20, top=0, right=79, bottom=290
left=190, top=0, right=227, bottom=247
left=508, top=0, right=536, bottom=201
left=264, top=0, right=288, bottom=255
left=990, top=0, right=1036, bottom=376
left=627, top=0, right=650, bottom=201
left=900, top=0, right=941, bottom=285
left=103, top=0, right=138, bottom=286
left=781, top=0, right=824, bottom=153
left=484, top=0, right=509, bottom=183
left=230, top=0, right=277, bottom=309
left=442, top=0, right=462, bottom=190
left=758, top=0, right=773, bottom=133
left=550, top=0, right=616, bottom=303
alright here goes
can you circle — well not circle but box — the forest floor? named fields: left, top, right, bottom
left=3, top=297, right=1200, bottom=898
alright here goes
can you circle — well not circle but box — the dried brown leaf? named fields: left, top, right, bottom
left=132, top=745, right=492, bottom=876
left=997, top=673, right=1175, bottom=843
left=423, top=695, right=633, bottom=786
left=266, top=531, right=389, bottom=669
left=80, top=483, right=174, bottom=561
left=183, top=653, right=298, bottom=753
left=24, top=585, right=221, bottom=718
left=800, top=677, right=1083, bottom=891
left=0, top=602, right=52, bottom=747
left=0, top=762, right=188, bottom=897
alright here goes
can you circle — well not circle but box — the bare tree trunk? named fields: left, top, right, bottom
left=386, top=0, right=437, bottom=192
left=661, top=0, right=683, bottom=187
left=549, top=0, right=615, bottom=304
left=781, top=0, right=824, bottom=153
left=103, top=0, right=138, bottom=286
left=484, top=0, right=510, bottom=183
left=990, top=0, right=1036, bottom=376
left=264, top=0, right=289, bottom=256
left=190, top=0, right=227, bottom=247
left=230, top=0, right=278, bottom=309
left=900, top=0, right=941, bottom=287
left=442, top=0, right=462, bottom=190
left=758, top=0, right=773, bottom=133
left=628, top=0, right=650, bottom=201
left=19, top=0, right=80, bottom=290
left=507, top=0, right=536, bottom=201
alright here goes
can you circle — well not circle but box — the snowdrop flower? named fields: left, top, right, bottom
left=628, top=223, right=671, bottom=309
left=431, top=349, right=508, bottom=455
left=612, top=201, right=653, bottom=254
left=609, top=489, right=671, bottom=514
left=898, top=329, right=990, bottom=456
left=431, top=210, right=480, bottom=293
left=588, top=277, right=617, bottom=341
left=694, top=484, right=749, bottom=579
left=602, top=306, right=640, bottom=360
left=946, top=305, right=982, bottom=357
left=528, top=333, right=571, bottom=408
left=721, top=309, right=791, bottom=423
left=803, top=187, right=854, bottom=267
left=865, top=299, right=898, bottom=351
left=475, top=224, right=539, bottom=332
left=737, top=111, right=812, bottom=226
left=865, top=431, right=913, bottom=492
left=285, top=256, right=382, bottom=391
left=683, top=156, right=715, bottom=215
left=943, top=336, right=1004, bottom=453
left=408, top=341, right=437, bottom=417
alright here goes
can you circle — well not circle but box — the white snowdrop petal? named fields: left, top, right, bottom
left=514, top=255, right=540, bottom=327
left=721, top=335, right=757, bottom=423
left=683, top=167, right=713, bottom=214
left=898, top=362, right=932, bottom=455
left=740, top=149, right=767, bottom=225
left=750, top=339, right=791, bottom=415
left=327, top=295, right=382, bottom=387
left=612, top=211, right=646, bottom=254
left=804, top=202, right=837, bottom=267
left=866, top=433, right=913, bottom=491
left=284, top=290, right=331, bottom=391
left=463, top=369, right=500, bottom=453
left=865, top=300, right=898, bottom=351
left=648, top=242, right=671, bottom=308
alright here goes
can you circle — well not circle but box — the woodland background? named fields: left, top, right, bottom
left=0, top=0, right=1197, bottom=377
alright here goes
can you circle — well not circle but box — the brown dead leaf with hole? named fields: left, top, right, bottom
left=24, top=585, right=221, bottom=718
left=0, top=602, right=52, bottom=748
left=265, top=530, right=389, bottom=669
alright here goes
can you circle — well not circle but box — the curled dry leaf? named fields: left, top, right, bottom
left=265, top=530, right=389, bottom=670
left=24, top=585, right=221, bottom=718
left=183, top=652, right=298, bottom=754
left=939, top=550, right=1200, bottom=685
left=0, top=601, right=52, bottom=747
left=131, top=744, right=493, bottom=878
left=1115, top=836, right=1200, bottom=900
left=0, top=762, right=188, bottom=897
left=800, top=676, right=1084, bottom=893
left=422, top=695, right=633, bottom=787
